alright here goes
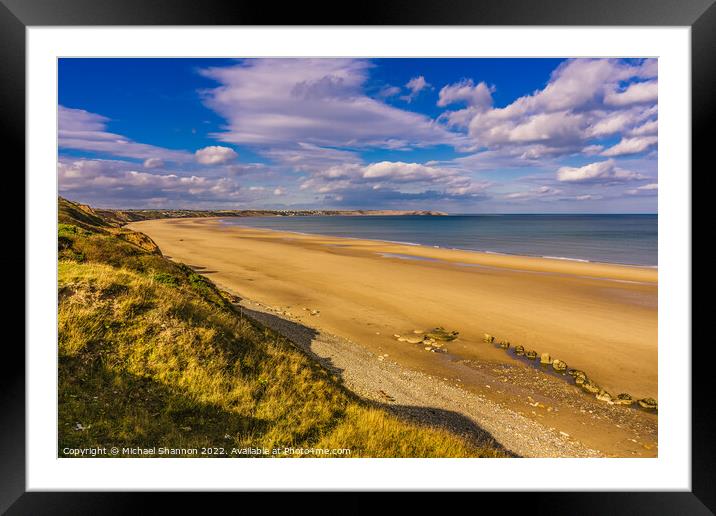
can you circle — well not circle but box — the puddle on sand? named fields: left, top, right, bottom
left=378, top=252, right=440, bottom=262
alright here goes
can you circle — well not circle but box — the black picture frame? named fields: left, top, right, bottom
left=2, top=0, right=710, bottom=512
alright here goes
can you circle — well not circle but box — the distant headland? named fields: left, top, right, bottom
left=85, top=204, right=448, bottom=224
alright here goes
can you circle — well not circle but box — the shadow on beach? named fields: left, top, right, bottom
left=236, top=302, right=516, bottom=457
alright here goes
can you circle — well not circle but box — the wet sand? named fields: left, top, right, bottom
left=129, top=217, right=658, bottom=457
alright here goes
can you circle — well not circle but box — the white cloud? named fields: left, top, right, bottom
left=450, top=145, right=564, bottom=172
left=361, top=161, right=454, bottom=182
left=273, top=187, right=285, bottom=196
left=261, top=142, right=361, bottom=171
left=604, top=80, right=658, bottom=106
left=586, top=106, right=655, bottom=138
left=200, top=59, right=459, bottom=149
left=378, top=85, right=401, bottom=98
left=626, top=182, right=658, bottom=196
left=59, top=160, right=204, bottom=191
left=406, top=76, right=430, bottom=94
left=601, top=136, right=658, bottom=157
left=58, top=158, right=270, bottom=207
left=437, top=79, right=493, bottom=109
left=401, top=76, right=431, bottom=102
left=626, top=182, right=658, bottom=195
left=223, top=162, right=268, bottom=176
left=437, top=80, right=494, bottom=129
left=299, top=160, right=489, bottom=202
left=194, top=145, right=238, bottom=165
left=505, top=186, right=562, bottom=200
left=58, top=106, right=190, bottom=162
left=59, top=106, right=108, bottom=131
left=556, top=159, right=645, bottom=183
left=449, top=59, right=657, bottom=157
left=630, top=119, right=658, bottom=136
left=582, top=144, right=604, bottom=155
left=143, top=157, right=164, bottom=169
left=527, top=58, right=655, bottom=113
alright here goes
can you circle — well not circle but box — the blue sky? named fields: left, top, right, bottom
left=58, top=58, right=657, bottom=212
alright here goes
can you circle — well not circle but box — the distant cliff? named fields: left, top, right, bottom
left=58, top=199, right=448, bottom=225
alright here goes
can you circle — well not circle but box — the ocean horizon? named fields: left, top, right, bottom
left=220, top=213, right=658, bottom=267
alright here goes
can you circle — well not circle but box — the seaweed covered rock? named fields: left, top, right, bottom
left=613, top=393, right=634, bottom=406
left=596, top=390, right=613, bottom=403
left=552, top=359, right=567, bottom=373
left=426, top=327, right=459, bottom=341
left=638, top=398, right=658, bottom=410
left=540, top=352, right=552, bottom=365
left=394, top=333, right=436, bottom=344
left=581, top=379, right=601, bottom=394
left=394, top=328, right=456, bottom=353
left=514, top=345, right=525, bottom=356
left=569, top=370, right=587, bottom=385
left=498, top=340, right=510, bottom=350
left=483, top=333, right=495, bottom=343
left=525, top=350, right=537, bottom=360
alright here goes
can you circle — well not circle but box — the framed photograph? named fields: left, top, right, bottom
left=4, top=0, right=710, bottom=511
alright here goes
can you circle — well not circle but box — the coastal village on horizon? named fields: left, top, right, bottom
left=58, top=57, right=658, bottom=459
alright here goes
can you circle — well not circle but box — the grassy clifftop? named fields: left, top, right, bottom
left=58, top=197, right=500, bottom=457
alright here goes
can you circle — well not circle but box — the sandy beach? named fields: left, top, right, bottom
left=129, top=217, right=658, bottom=457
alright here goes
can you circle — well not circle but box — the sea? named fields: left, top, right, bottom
left=220, top=214, right=657, bottom=267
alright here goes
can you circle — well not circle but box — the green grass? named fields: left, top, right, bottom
left=58, top=197, right=502, bottom=458
left=58, top=198, right=109, bottom=230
